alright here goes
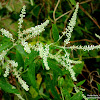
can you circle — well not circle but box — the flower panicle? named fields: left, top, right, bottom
left=0, top=28, right=14, bottom=42
left=95, top=33, right=100, bottom=39
left=63, top=2, right=79, bottom=45
left=68, top=45, right=100, bottom=51
left=22, top=20, right=49, bottom=40
left=3, top=60, right=29, bottom=91
left=20, top=20, right=49, bottom=53
left=18, top=5, right=26, bottom=36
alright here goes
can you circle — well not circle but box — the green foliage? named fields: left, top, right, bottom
left=70, top=91, right=83, bottom=100
left=52, top=24, right=59, bottom=42
left=0, top=77, right=19, bottom=94
left=76, top=80, right=86, bottom=87
left=0, top=0, right=100, bottom=100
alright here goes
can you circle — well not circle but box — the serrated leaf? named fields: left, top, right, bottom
left=76, top=80, right=86, bottom=87
left=0, top=77, right=19, bottom=94
left=52, top=24, right=59, bottom=42
left=15, top=44, right=27, bottom=57
left=69, top=0, right=76, bottom=5
left=71, top=92, right=83, bottom=100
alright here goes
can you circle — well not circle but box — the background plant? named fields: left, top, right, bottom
left=0, top=0, right=100, bottom=100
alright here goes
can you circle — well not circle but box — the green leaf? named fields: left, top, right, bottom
left=16, top=50, right=24, bottom=69
left=76, top=80, right=86, bottom=87
left=50, top=80, right=61, bottom=100
left=25, top=50, right=38, bottom=67
left=0, top=41, right=12, bottom=52
left=0, top=77, right=19, bottom=94
left=29, top=86, right=38, bottom=98
left=33, top=5, right=40, bottom=17
left=73, top=62, right=84, bottom=76
left=15, top=44, right=27, bottom=57
left=97, top=83, right=100, bottom=92
left=58, top=77, right=64, bottom=87
left=28, top=62, right=36, bottom=89
left=62, top=89, right=71, bottom=100
left=48, top=59, right=63, bottom=75
left=71, top=92, right=83, bottom=100
left=52, top=24, right=59, bottom=42
left=64, top=75, right=74, bottom=93
left=0, top=67, right=2, bottom=76
left=69, top=0, right=76, bottom=5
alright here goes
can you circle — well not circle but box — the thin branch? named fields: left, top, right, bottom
left=80, top=0, right=92, bottom=4
left=79, top=5, right=100, bottom=29
left=53, top=0, right=60, bottom=24
left=69, top=39, right=98, bottom=44
left=56, top=10, right=71, bottom=21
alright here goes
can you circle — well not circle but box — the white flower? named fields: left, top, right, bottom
left=0, top=28, right=14, bottom=42
left=74, top=85, right=88, bottom=100
left=8, top=60, right=18, bottom=67
left=95, top=33, right=100, bottom=39
left=43, top=44, right=50, bottom=70
left=63, top=2, right=79, bottom=45
left=22, top=20, right=49, bottom=40
left=33, top=43, right=50, bottom=70
left=0, top=50, right=8, bottom=61
left=17, top=75, right=29, bottom=91
left=18, top=5, right=26, bottom=35
left=67, top=45, right=100, bottom=51
left=4, top=64, right=10, bottom=77
left=21, top=39, right=31, bottom=53
left=15, top=94, right=25, bottom=100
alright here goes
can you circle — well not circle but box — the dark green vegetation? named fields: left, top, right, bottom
left=0, top=0, right=100, bottom=100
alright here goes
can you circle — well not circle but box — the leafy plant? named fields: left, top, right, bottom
left=0, top=1, right=100, bottom=100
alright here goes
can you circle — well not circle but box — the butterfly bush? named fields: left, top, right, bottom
left=0, top=2, right=100, bottom=100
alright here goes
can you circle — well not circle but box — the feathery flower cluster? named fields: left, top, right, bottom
left=33, top=43, right=50, bottom=70
left=0, top=3, right=100, bottom=98
left=0, top=49, right=8, bottom=61
left=21, top=20, right=49, bottom=40
left=63, top=2, right=79, bottom=45
left=18, top=5, right=26, bottom=35
left=49, top=53, right=81, bottom=81
left=4, top=60, right=18, bottom=77
left=13, top=68, right=29, bottom=91
left=67, top=45, right=100, bottom=51
left=3, top=64, right=10, bottom=77
left=21, top=39, right=32, bottom=53
left=43, top=44, right=50, bottom=70
left=20, top=20, right=49, bottom=53
left=15, top=94, right=25, bottom=100
left=74, top=85, right=88, bottom=100
left=95, top=33, right=100, bottom=39
left=3, top=60, right=29, bottom=91
left=67, top=65, right=77, bottom=81
left=0, top=28, right=14, bottom=42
